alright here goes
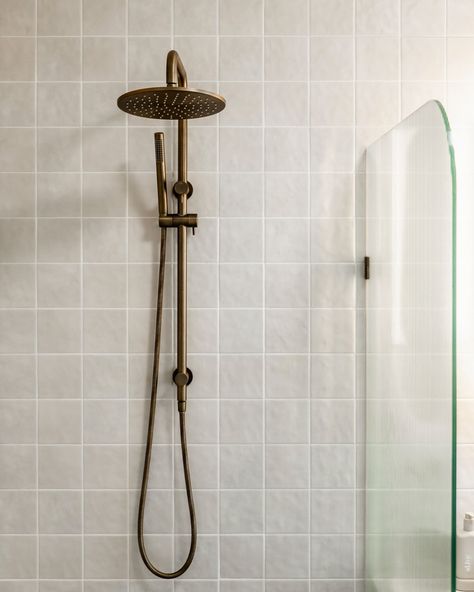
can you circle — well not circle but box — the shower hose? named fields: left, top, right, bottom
left=137, top=227, right=197, bottom=578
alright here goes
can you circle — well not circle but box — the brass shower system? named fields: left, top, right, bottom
left=117, top=50, right=225, bottom=578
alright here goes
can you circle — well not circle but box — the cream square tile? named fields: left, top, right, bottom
left=265, top=219, right=309, bottom=263
left=37, top=38, right=81, bottom=81
left=266, top=490, right=309, bottom=534
left=311, top=444, right=354, bottom=488
left=356, top=36, right=399, bottom=80
left=128, top=0, right=172, bottom=34
left=0, top=400, right=35, bottom=444
left=311, top=82, right=354, bottom=126
left=38, top=173, right=81, bottom=217
left=175, top=0, right=217, bottom=35
left=265, top=127, right=308, bottom=172
left=0, top=311, right=35, bottom=354
left=220, top=218, right=263, bottom=262
left=127, top=36, right=170, bottom=81
left=311, top=37, right=354, bottom=81
left=311, top=535, right=354, bottom=578
left=84, top=536, right=127, bottom=579
left=220, top=128, right=263, bottom=172
left=188, top=308, right=218, bottom=353
left=311, top=490, right=354, bottom=533
left=38, top=355, right=81, bottom=399
left=83, top=0, right=126, bottom=35
left=311, top=174, right=354, bottom=217
left=311, top=354, right=355, bottom=398
left=83, top=310, right=127, bottom=353
left=220, top=310, right=263, bottom=353
left=311, top=219, right=354, bottom=262
left=0, top=38, right=35, bottom=81
left=220, top=536, right=263, bottom=578
left=265, top=37, right=308, bottom=81
left=266, top=264, right=309, bottom=308
left=83, top=219, right=126, bottom=263
left=220, top=173, right=263, bottom=217
left=220, top=0, right=263, bottom=35
left=219, top=82, right=263, bottom=126
left=402, top=0, right=445, bottom=35
left=265, top=173, right=308, bottom=217
left=356, top=81, right=399, bottom=127
left=311, top=0, right=354, bottom=34
left=173, top=37, right=219, bottom=83
left=84, top=445, right=127, bottom=489
left=0, top=0, right=35, bottom=35
left=0, top=536, right=37, bottom=578
left=37, top=128, right=81, bottom=172
left=311, top=399, right=355, bottom=443
left=85, top=491, right=127, bottom=534
left=0, top=174, right=35, bottom=217
left=38, top=219, right=81, bottom=262
left=0, top=356, right=36, bottom=399
left=38, top=400, right=82, bottom=444
left=83, top=37, right=125, bottom=81
left=0, top=219, right=35, bottom=262
left=311, top=309, right=355, bottom=353
left=0, top=83, right=35, bottom=126
left=39, top=445, right=82, bottom=489
left=266, top=400, right=309, bottom=443
left=266, top=309, right=309, bottom=353
left=265, top=354, right=309, bottom=398
left=38, top=0, right=81, bottom=34
left=266, top=445, right=309, bottom=488
left=0, top=445, right=36, bottom=488
left=39, top=491, right=82, bottom=534
left=84, top=355, right=127, bottom=398
left=220, top=37, right=263, bottom=81
left=37, top=264, right=81, bottom=307
left=84, top=400, right=127, bottom=444
left=220, top=400, right=263, bottom=443
left=265, top=0, right=308, bottom=34
left=0, top=265, right=35, bottom=308
left=220, top=491, right=263, bottom=534
left=220, top=355, right=263, bottom=398
left=188, top=263, right=218, bottom=308
left=220, top=445, right=262, bottom=487
left=38, top=310, right=81, bottom=353
left=357, top=0, right=399, bottom=34
left=189, top=127, right=218, bottom=171
left=220, top=263, right=263, bottom=308
left=0, top=129, right=35, bottom=172
left=83, top=172, right=126, bottom=216
left=448, top=0, right=474, bottom=35
left=265, top=82, right=308, bottom=126
left=0, top=490, right=36, bottom=534
left=83, top=264, right=126, bottom=308
left=83, top=83, right=126, bottom=126
left=83, top=127, right=126, bottom=172
left=266, top=535, right=309, bottom=578
left=311, top=128, right=354, bottom=172
left=402, top=37, right=445, bottom=80
left=311, top=264, right=355, bottom=308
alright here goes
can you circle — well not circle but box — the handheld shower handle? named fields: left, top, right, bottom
left=154, top=132, right=168, bottom=218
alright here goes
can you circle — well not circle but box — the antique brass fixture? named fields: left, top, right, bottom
left=117, top=50, right=225, bottom=578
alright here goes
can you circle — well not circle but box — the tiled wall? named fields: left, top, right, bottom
left=0, top=0, right=473, bottom=590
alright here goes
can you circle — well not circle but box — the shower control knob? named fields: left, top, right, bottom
left=173, top=180, right=193, bottom=198
left=173, top=368, right=193, bottom=386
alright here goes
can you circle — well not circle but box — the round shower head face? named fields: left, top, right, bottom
left=117, top=86, right=226, bottom=120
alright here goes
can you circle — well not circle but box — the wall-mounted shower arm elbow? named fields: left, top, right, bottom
left=166, top=50, right=188, bottom=88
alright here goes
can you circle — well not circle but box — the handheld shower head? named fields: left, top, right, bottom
left=154, top=132, right=168, bottom=218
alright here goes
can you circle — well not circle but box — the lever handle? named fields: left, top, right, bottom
left=154, top=132, right=168, bottom=218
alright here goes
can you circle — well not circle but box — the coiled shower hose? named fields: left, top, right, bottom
left=137, top=227, right=197, bottom=578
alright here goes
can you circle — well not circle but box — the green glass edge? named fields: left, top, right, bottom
left=435, top=99, right=457, bottom=592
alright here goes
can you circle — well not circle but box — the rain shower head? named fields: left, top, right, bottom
left=117, top=86, right=226, bottom=120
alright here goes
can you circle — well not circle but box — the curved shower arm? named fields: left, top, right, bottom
left=166, top=50, right=188, bottom=88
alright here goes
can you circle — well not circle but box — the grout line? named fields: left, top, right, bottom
left=216, top=0, right=221, bottom=588
left=79, top=0, right=85, bottom=587
left=353, top=0, right=357, bottom=588
left=124, top=0, right=130, bottom=586
left=34, top=0, right=39, bottom=588
left=262, top=0, right=267, bottom=588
